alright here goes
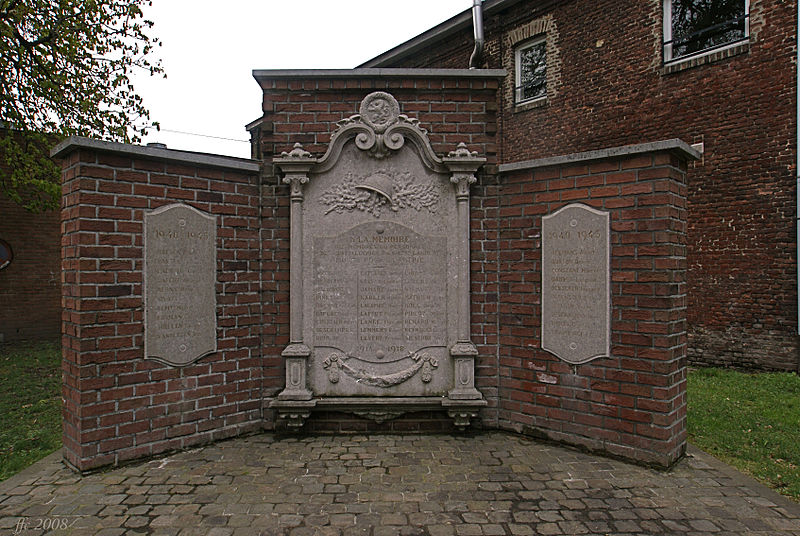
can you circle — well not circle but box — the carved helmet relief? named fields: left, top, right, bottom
left=320, top=169, right=439, bottom=218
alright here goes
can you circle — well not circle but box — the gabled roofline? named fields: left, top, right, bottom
left=358, top=0, right=527, bottom=68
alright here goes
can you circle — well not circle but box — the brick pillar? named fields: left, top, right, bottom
left=495, top=140, right=697, bottom=467
left=55, top=138, right=262, bottom=472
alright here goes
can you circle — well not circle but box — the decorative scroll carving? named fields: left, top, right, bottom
left=329, top=92, right=428, bottom=159
left=277, top=410, right=312, bottom=429
left=319, top=169, right=439, bottom=217
left=312, top=92, right=446, bottom=173
left=322, top=351, right=439, bottom=388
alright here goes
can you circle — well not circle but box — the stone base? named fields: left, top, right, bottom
left=270, top=397, right=486, bottom=430
left=442, top=398, right=488, bottom=430
left=270, top=399, right=316, bottom=429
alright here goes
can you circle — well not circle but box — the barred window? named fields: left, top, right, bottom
left=515, top=37, right=546, bottom=104
left=663, top=0, right=749, bottom=62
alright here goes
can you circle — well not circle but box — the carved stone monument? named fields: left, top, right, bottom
left=541, top=203, right=610, bottom=364
left=271, top=92, right=486, bottom=428
left=144, top=203, right=217, bottom=366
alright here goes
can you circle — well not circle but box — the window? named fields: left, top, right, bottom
left=515, top=37, right=546, bottom=104
left=663, top=0, right=749, bottom=62
left=0, top=239, right=12, bottom=271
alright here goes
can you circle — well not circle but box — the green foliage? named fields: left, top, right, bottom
left=0, top=339, right=62, bottom=481
left=0, top=132, right=61, bottom=211
left=0, top=0, right=163, bottom=211
left=688, top=367, right=800, bottom=501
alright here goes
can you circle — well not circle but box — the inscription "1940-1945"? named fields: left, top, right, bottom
left=144, top=204, right=217, bottom=367
left=542, top=204, right=610, bottom=365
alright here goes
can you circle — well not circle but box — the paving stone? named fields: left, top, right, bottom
left=0, top=434, right=799, bottom=535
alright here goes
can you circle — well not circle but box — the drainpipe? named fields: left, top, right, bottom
left=469, top=0, right=484, bottom=69
left=797, top=2, right=800, bottom=343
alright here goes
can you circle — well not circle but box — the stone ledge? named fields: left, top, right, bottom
left=662, top=41, right=750, bottom=75
left=253, top=68, right=508, bottom=83
left=498, top=139, right=701, bottom=173
left=51, top=136, right=261, bottom=173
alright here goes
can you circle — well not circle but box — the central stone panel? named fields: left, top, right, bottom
left=271, top=92, right=486, bottom=428
left=312, top=221, right=448, bottom=396
left=304, top=145, right=455, bottom=398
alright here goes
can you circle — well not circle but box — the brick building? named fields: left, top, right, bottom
left=0, top=194, right=60, bottom=342
left=354, top=0, right=799, bottom=372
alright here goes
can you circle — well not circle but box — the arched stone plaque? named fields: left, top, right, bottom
left=271, top=92, right=486, bottom=428
left=542, top=203, right=610, bottom=364
left=144, top=204, right=217, bottom=366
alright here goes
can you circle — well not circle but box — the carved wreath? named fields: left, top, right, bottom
left=322, top=351, right=438, bottom=388
left=319, top=169, right=439, bottom=218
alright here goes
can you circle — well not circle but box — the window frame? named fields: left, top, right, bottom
left=514, top=36, right=547, bottom=105
left=663, top=0, right=750, bottom=63
left=0, top=239, right=12, bottom=271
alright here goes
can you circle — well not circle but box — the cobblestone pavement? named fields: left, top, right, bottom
left=1, top=433, right=799, bottom=536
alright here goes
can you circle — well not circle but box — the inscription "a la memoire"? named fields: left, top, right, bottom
left=351, top=235, right=409, bottom=244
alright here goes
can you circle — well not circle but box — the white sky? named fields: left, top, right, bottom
left=135, top=1, right=470, bottom=158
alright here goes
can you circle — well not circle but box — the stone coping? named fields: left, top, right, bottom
left=498, top=139, right=702, bottom=173
left=51, top=136, right=260, bottom=173
left=252, top=68, right=507, bottom=83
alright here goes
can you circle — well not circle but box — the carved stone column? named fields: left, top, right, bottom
left=271, top=144, right=316, bottom=427
left=442, top=143, right=486, bottom=427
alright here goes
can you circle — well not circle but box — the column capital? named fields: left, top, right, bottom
left=275, top=143, right=317, bottom=199
left=443, top=143, right=485, bottom=198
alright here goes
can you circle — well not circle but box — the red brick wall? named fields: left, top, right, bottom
left=254, top=73, right=504, bottom=428
left=57, top=143, right=263, bottom=472
left=376, top=0, right=799, bottom=371
left=256, top=75, right=500, bottom=166
left=254, top=73, right=689, bottom=466
left=0, top=195, right=61, bottom=342
left=494, top=150, right=689, bottom=466
left=56, top=71, right=692, bottom=470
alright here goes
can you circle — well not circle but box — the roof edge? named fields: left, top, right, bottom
left=498, top=139, right=702, bottom=173
left=51, top=136, right=260, bottom=173
left=359, top=0, right=528, bottom=68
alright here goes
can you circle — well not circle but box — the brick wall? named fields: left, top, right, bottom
left=252, top=71, right=505, bottom=429
left=55, top=70, right=693, bottom=470
left=252, top=71, right=690, bottom=466
left=369, top=0, right=799, bottom=371
left=493, top=144, right=690, bottom=467
left=254, top=72, right=501, bottom=167
left=55, top=140, right=263, bottom=472
left=0, top=195, right=61, bottom=342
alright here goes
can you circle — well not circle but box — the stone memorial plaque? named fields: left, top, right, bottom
left=271, top=91, right=486, bottom=428
left=542, top=203, right=610, bottom=364
left=144, top=204, right=216, bottom=366
left=304, top=149, right=454, bottom=397
left=313, top=221, right=447, bottom=358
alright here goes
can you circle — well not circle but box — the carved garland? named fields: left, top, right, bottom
left=322, top=351, right=439, bottom=388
